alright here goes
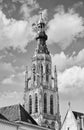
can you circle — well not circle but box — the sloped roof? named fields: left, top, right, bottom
left=0, top=104, right=38, bottom=125
left=73, top=111, right=84, bottom=119
left=0, top=113, right=8, bottom=121
left=61, top=109, right=69, bottom=128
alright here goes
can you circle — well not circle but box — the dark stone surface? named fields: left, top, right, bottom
left=0, top=104, right=38, bottom=125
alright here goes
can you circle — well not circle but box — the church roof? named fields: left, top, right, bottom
left=72, top=111, right=84, bottom=119
left=0, top=113, right=8, bottom=121
left=0, top=104, right=38, bottom=125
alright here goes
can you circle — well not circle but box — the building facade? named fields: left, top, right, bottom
left=23, top=14, right=61, bottom=130
left=0, top=104, right=50, bottom=130
left=0, top=118, right=51, bottom=130
left=61, top=105, right=84, bottom=130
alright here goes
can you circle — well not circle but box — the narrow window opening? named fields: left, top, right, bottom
left=44, top=93, right=47, bottom=113
left=33, top=64, right=36, bottom=81
left=50, top=95, right=53, bottom=114
left=35, top=93, right=38, bottom=113
left=41, top=64, right=43, bottom=82
left=29, top=95, right=32, bottom=114
left=46, top=64, right=49, bottom=82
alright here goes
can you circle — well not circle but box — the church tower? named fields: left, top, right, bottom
left=24, top=13, right=61, bottom=130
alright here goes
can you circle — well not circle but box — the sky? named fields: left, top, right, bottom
left=0, top=0, right=84, bottom=121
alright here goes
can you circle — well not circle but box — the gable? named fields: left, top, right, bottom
left=61, top=109, right=77, bottom=130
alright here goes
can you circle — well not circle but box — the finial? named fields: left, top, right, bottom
left=38, top=10, right=44, bottom=24
left=39, top=8, right=43, bottom=20
left=54, top=65, right=56, bottom=72
left=25, top=66, right=28, bottom=81
left=26, top=66, right=28, bottom=73
left=54, top=65, right=57, bottom=80
left=40, top=10, right=42, bottom=20
left=68, top=102, right=71, bottom=109
left=54, top=65, right=57, bottom=76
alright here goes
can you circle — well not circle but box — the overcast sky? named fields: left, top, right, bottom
left=0, top=0, right=84, bottom=121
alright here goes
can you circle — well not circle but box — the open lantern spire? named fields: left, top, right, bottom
left=34, top=11, right=49, bottom=55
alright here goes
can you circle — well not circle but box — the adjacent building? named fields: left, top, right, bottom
left=0, top=104, right=50, bottom=130
left=61, top=104, right=84, bottom=130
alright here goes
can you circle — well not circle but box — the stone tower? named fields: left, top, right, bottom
left=24, top=14, right=61, bottom=130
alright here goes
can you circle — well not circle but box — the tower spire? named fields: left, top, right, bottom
left=39, top=10, right=43, bottom=23
left=33, top=11, right=49, bottom=55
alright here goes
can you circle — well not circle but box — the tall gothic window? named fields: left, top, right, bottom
left=41, top=64, right=43, bottom=82
left=33, top=64, right=36, bottom=81
left=44, top=93, right=47, bottom=113
left=29, top=95, right=32, bottom=114
left=35, top=93, right=38, bottom=113
left=41, top=64, right=43, bottom=74
left=46, top=64, right=49, bottom=82
left=50, top=95, right=53, bottom=114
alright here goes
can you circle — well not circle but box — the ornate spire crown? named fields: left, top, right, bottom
left=37, top=11, right=46, bottom=33
left=34, top=11, right=49, bottom=55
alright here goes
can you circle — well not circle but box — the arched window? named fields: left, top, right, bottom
left=35, top=93, right=38, bottom=113
left=29, top=95, right=32, bottom=114
left=44, top=93, right=47, bottom=113
left=33, top=64, right=36, bottom=81
left=50, top=95, right=53, bottom=114
left=46, top=64, right=49, bottom=82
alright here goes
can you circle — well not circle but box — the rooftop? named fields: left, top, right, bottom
left=73, top=111, right=84, bottom=119
left=0, top=104, right=38, bottom=125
